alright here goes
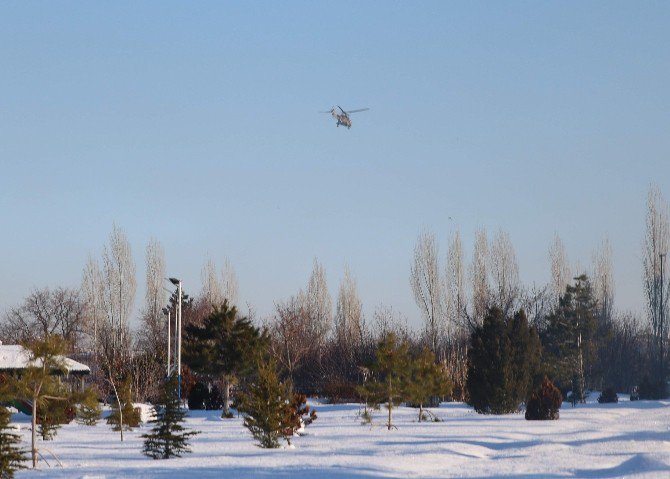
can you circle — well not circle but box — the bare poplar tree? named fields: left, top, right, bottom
left=81, top=255, right=104, bottom=353
left=298, top=258, right=333, bottom=347
left=410, top=229, right=446, bottom=352
left=470, top=228, right=489, bottom=325
left=201, top=258, right=224, bottom=309
left=221, top=257, right=239, bottom=306
left=335, top=266, right=365, bottom=347
left=642, top=186, right=669, bottom=381
left=592, top=237, right=615, bottom=322
left=135, top=239, right=167, bottom=400
left=446, top=230, right=466, bottom=333
left=100, top=224, right=136, bottom=361
left=489, top=229, right=520, bottom=314
left=201, top=257, right=239, bottom=310
left=270, top=297, right=312, bottom=383
left=549, top=233, right=570, bottom=305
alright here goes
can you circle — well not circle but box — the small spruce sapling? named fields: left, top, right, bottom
left=238, top=358, right=293, bottom=449
left=142, top=375, right=199, bottom=459
left=76, top=387, right=102, bottom=426
left=107, top=378, right=141, bottom=431
left=406, top=348, right=452, bottom=422
left=0, top=406, right=26, bottom=478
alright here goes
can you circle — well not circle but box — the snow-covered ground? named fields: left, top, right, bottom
left=11, top=395, right=670, bottom=478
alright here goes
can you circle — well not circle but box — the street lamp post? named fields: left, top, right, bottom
left=162, top=307, right=171, bottom=377
left=169, top=277, right=182, bottom=401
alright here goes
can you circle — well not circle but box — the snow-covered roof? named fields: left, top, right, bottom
left=0, top=345, right=90, bottom=375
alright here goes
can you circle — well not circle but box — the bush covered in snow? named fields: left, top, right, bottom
left=525, top=376, right=562, bottom=420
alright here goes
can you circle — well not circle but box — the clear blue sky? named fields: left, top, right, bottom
left=1, top=1, right=668, bottom=327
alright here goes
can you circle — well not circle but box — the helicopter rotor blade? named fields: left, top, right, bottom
left=337, top=105, right=347, bottom=114
left=346, top=108, right=369, bottom=114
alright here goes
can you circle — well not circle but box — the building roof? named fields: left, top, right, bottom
left=0, top=344, right=90, bottom=375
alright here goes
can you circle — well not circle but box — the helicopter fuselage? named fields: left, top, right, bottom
left=334, top=112, right=352, bottom=129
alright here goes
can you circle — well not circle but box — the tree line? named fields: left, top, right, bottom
left=0, top=186, right=667, bottom=416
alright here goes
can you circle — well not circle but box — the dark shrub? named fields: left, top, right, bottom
left=187, top=382, right=208, bottom=410
left=638, top=375, right=668, bottom=400
left=525, top=376, right=562, bottom=420
left=597, top=387, right=618, bottom=404
left=468, top=308, right=542, bottom=415
left=205, top=385, right=224, bottom=410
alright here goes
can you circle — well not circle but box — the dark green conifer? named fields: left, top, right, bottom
left=184, top=300, right=269, bottom=418
left=0, top=406, right=26, bottom=478
left=467, top=308, right=541, bottom=414
left=142, top=375, right=199, bottom=459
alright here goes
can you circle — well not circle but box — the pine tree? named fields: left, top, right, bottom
left=107, top=378, right=141, bottom=431
left=360, top=333, right=412, bottom=430
left=184, top=300, right=269, bottom=418
left=541, top=275, right=598, bottom=398
left=238, top=358, right=293, bottom=448
left=406, top=348, right=452, bottom=422
left=142, top=375, right=199, bottom=459
left=0, top=406, right=26, bottom=478
left=8, top=335, right=72, bottom=468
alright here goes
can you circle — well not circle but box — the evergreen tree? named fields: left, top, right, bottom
left=76, top=387, right=102, bottom=426
left=541, top=275, right=598, bottom=399
left=238, top=358, right=293, bottom=448
left=142, top=375, right=199, bottom=459
left=360, top=333, right=412, bottom=430
left=525, top=376, right=562, bottom=420
left=107, top=377, right=141, bottom=431
left=184, top=300, right=269, bottom=418
left=405, top=347, right=452, bottom=422
left=0, top=406, right=26, bottom=478
left=467, top=308, right=541, bottom=414
left=8, top=335, right=72, bottom=468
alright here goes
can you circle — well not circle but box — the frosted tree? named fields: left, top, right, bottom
left=489, top=230, right=520, bottom=315
left=81, top=255, right=105, bottom=353
left=298, top=258, right=333, bottom=349
left=136, top=239, right=167, bottom=400
left=410, top=230, right=446, bottom=352
left=334, top=267, right=366, bottom=380
left=144, top=240, right=166, bottom=333
left=101, top=224, right=136, bottom=353
left=335, top=267, right=365, bottom=347
left=549, top=234, right=570, bottom=306
left=642, top=186, right=669, bottom=383
left=470, top=229, right=489, bottom=325
left=446, top=230, right=466, bottom=333
left=591, top=237, right=614, bottom=322
left=221, top=257, right=239, bottom=306
left=201, top=258, right=224, bottom=309
left=271, top=297, right=311, bottom=383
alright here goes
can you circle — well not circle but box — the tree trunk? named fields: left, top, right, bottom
left=31, top=398, right=37, bottom=468
left=223, top=378, right=231, bottom=418
left=387, top=376, right=392, bottom=431
left=418, top=403, right=423, bottom=422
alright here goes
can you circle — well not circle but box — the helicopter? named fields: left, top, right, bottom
left=321, top=106, right=369, bottom=129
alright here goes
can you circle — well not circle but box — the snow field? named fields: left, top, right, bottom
left=11, top=396, right=670, bottom=478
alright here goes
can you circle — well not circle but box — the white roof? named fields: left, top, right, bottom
left=0, top=345, right=90, bottom=374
